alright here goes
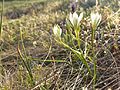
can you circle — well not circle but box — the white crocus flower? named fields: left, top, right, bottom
left=53, top=25, right=62, bottom=37
left=91, top=12, right=102, bottom=29
left=76, top=0, right=78, bottom=2
left=69, top=12, right=83, bottom=27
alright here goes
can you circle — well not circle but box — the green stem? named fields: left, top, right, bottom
left=91, top=29, right=94, bottom=50
left=75, top=27, right=80, bottom=48
left=91, top=28, right=97, bottom=89
left=92, top=48, right=96, bottom=90
left=0, top=0, right=4, bottom=83
left=0, top=0, right=4, bottom=39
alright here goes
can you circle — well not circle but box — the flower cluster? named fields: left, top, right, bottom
left=53, top=12, right=101, bottom=37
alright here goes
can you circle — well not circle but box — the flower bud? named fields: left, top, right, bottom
left=53, top=25, right=62, bottom=37
left=91, top=12, right=102, bottom=30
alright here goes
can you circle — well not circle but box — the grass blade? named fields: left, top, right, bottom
left=0, top=0, right=4, bottom=40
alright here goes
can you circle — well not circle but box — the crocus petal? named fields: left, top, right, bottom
left=69, top=12, right=74, bottom=25
left=78, top=12, right=83, bottom=23
left=69, top=12, right=84, bottom=27
left=96, top=13, right=102, bottom=26
left=53, top=25, right=58, bottom=35
left=53, top=25, right=62, bottom=37
left=91, top=13, right=96, bottom=25
left=73, top=12, right=78, bottom=21
left=73, top=12, right=79, bottom=26
left=59, top=27, right=62, bottom=36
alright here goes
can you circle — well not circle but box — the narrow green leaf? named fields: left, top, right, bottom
left=0, top=0, right=4, bottom=39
